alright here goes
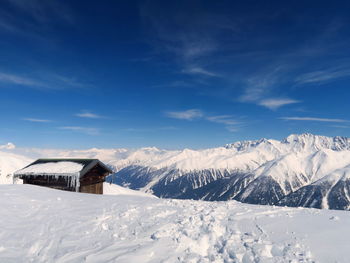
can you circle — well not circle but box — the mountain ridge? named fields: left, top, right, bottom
left=2, top=133, right=350, bottom=210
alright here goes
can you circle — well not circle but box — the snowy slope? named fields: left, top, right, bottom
left=103, top=182, right=157, bottom=198
left=0, top=150, right=32, bottom=184
left=1, top=184, right=350, bottom=262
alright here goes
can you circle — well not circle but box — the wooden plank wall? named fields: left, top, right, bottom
left=21, top=163, right=108, bottom=194
left=80, top=182, right=103, bottom=194
left=23, top=177, right=75, bottom=191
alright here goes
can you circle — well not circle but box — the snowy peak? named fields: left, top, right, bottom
left=282, top=133, right=350, bottom=151
left=224, top=138, right=272, bottom=151
left=225, top=133, right=350, bottom=153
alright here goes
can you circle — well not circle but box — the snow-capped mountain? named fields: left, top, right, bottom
left=2, top=133, right=350, bottom=210
left=107, top=133, right=350, bottom=210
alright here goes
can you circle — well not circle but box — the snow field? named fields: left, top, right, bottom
left=1, top=185, right=349, bottom=262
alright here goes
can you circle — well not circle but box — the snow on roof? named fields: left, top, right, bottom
left=15, top=161, right=84, bottom=176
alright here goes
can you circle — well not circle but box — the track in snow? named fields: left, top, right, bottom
left=1, top=185, right=349, bottom=262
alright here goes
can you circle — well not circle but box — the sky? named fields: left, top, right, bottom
left=1, top=0, right=350, bottom=149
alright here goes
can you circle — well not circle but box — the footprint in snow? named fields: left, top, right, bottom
left=329, top=216, right=340, bottom=221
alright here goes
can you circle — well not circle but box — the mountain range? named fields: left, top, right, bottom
left=1, top=133, right=350, bottom=210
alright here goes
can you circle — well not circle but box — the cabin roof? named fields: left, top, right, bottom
left=14, top=158, right=113, bottom=178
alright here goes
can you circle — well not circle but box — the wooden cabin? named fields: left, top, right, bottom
left=14, top=159, right=113, bottom=194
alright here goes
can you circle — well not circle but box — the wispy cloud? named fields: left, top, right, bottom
left=141, top=4, right=350, bottom=118
left=165, top=109, right=240, bottom=132
left=4, top=0, right=75, bottom=24
left=141, top=7, right=217, bottom=61
left=240, top=68, right=281, bottom=102
left=181, top=41, right=216, bottom=60
left=0, top=0, right=74, bottom=34
left=50, top=74, right=88, bottom=88
left=239, top=84, right=300, bottom=110
left=140, top=2, right=231, bottom=85
left=225, top=126, right=239, bottom=132
left=331, top=125, right=350, bottom=129
left=165, top=109, right=203, bottom=120
left=0, top=72, right=45, bottom=87
left=206, top=115, right=239, bottom=126
left=153, top=80, right=194, bottom=89
left=239, top=86, right=266, bottom=103
left=182, top=66, right=219, bottom=77
left=295, top=68, right=350, bottom=85
left=122, top=126, right=178, bottom=133
left=259, top=98, right=300, bottom=110
left=206, top=115, right=240, bottom=132
left=238, top=67, right=300, bottom=110
left=23, top=118, right=52, bottom=123
left=280, top=117, right=349, bottom=123
left=75, top=111, right=105, bottom=119
left=59, top=126, right=100, bottom=136
left=0, top=0, right=75, bottom=49
left=0, top=71, right=89, bottom=90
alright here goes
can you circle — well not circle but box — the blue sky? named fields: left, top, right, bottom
left=1, top=0, right=350, bottom=149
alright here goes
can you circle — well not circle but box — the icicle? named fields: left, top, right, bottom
left=75, top=172, right=80, bottom=192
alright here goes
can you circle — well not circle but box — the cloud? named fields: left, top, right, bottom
left=23, top=118, right=52, bottom=123
left=1, top=0, right=74, bottom=26
left=0, top=72, right=45, bottom=87
left=225, top=126, right=239, bottom=132
left=75, top=111, right=105, bottom=119
left=206, top=115, right=239, bottom=126
left=295, top=68, right=350, bottom=85
left=239, top=66, right=284, bottom=102
left=50, top=74, right=88, bottom=88
left=331, top=125, right=350, bottom=129
left=165, top=109, right=240, bottom=132
left=59, top=126, right=99, bottom=136
left=140, top=2, right=232, bottom=85
left=122, top=126, right=178, bottom=133
left=0, top=0, right=75, bottom=46
left=141, top=4, right=350, bottom=118
left=239, top=87, right=266, bottom=103
left=238, top=67, right=300, bottom=110
left=165, top=109, right=203, bottom=120
left=153, top=80, right=194, bottom=89
left=206, top=115, right=240, bottom=132
left=182, top=66, right=219, bottom=77
left=181, top=43, right=216, bottom=60
left=280, top=117, right=349, bottom=123
left=258, top=98, right=300, bottom=110
left=0, top=71, right=90, bottom=91
left=0, top=142, right=15, bottom=150
left=140, top=4, right=217, bottom=61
